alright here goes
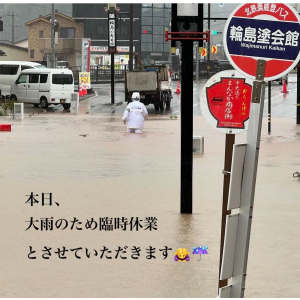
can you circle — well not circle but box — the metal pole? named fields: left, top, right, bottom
left=196, top=42, right=199, bottom=82
left=7, top=12, right=17, bottom=44
left=218, top=133, right=235, bottom=292
left=129, top=4, right=133, bottom=71
left=180, top=40, right=193, bottom=213
left=12, top=13, right=15, bottom=43
left=268, top=81, right=271, bottom=133
left=207, top=4, right=211, bottom=66
left=231, top=60, right=266, bottom=297
left=111, top=51, right=115, bottom=105
left=297, top=66, right=300, bottom=124
left=51, top=4, right=55, bottom=68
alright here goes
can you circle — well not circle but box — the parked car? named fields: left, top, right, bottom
left=218, top=60, right=234, bottom=71
left=10, top=68, right=74, bottom=109
left=57, top=61, right=70, bottom=69
left=0, top=61, right=46, bottom=97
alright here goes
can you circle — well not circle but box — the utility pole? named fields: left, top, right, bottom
left=196, top=41, right=199, bottom=81
left=7, top=12, right=17, bottom=43
left=207, top=4, right=211, bottom=68
left=51, top=4, right=55, bottom=68
left=129, top=4, right=133, bottom=71
left=107, top=4, right=116, bottom=105
left=171, top=4, right=204, bottom=213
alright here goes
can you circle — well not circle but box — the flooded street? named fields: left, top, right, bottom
left=1, top=93, right=300, bottom=297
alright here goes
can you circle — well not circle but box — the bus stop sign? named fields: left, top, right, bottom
left=223, top=3, right=300, bottom=81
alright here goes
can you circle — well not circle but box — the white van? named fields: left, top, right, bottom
left=57, top=61, right=70, bottom=69
left=0, top=61, right=46, bottom=96
left=10, top=68, right=74, bottom=109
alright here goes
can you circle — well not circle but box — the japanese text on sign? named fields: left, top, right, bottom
left=243, top=3, right=289, bottom=19
left=79, top=72, right=91, bottom=89
left=109, top=16, right=116, bottom=48
left=230, top=26, right=299, bottom=49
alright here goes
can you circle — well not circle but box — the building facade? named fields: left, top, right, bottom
left=0, top=43, right=28, bottom=61
left=26, top=12, right=84, bottom=67
left=72, top=3, right=171, bottom=67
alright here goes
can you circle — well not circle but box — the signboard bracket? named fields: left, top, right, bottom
left=165, top=30, right=210, bottom=42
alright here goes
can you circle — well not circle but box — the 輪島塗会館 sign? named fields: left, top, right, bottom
left=223, top=3, right=300, bottom=81
left=200, top=70, right=253, bottom=134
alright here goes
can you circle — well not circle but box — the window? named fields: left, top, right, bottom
left=141, top=17, right=152, bottom=25
left=141, top=34, right=152, bottom=43
left=153, top=26, right=164, bottom=34
left=142, top=26, right=152, bottom=34
left=30, top=50, right=34, bottom=59
left=117, top=24, right=128, bottom=35
left=153, top=34, right=163, bottom=43
left=0, top=65, right=19, bottom=75
left=142, top=8, right=152, bottom=16
left=21, top=65, right=34, bottom=71
left=39, top=31, right=43, bottom=38
left=141, top=43, right=152, bottom=51
left=97, top=24, right=105, bottom=34
left=153, top=17, right=164, bottom=25
left=40, top=74, right=48, bottom=83
left=153, top=43, right=163, bottom=51
left=29, top=74, right=39, bottom=83
left=153, top=8, right=164, bottom=17
left=60, top=27, right=75, bottom=38
left=18, top=74, right=27, bottom=84
left=57, top=55, right=67, bottom=61
left=52, top=74, right=73, bottom=85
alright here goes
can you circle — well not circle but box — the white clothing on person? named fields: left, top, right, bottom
left=122, top=93, right=148, bottom=133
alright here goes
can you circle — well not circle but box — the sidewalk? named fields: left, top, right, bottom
left=0, top=113, right=300, bottom=297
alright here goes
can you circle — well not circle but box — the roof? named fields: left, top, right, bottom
left=26, top=11, right=75, bottom=26
left=20, top=68, right=73, bottom=74
left=0, top=61, right=41, bottom=65
left=0, top=43, right=28, bottom=52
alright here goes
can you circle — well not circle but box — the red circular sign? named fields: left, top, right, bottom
left=223, top=3, right=300, bottom=81
left=200, top=70, right=253, bottom=134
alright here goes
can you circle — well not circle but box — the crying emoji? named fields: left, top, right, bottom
left=174, top=248, right=190, bottom=262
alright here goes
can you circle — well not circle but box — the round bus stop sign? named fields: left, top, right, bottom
left=200, top=70, right=253, bottom=134
left=223, top=3, right=300, bottom=81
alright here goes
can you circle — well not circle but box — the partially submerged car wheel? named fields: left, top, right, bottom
left=40, top=97, right=48, bottom=109
left=63, top=104, right=71, bottom=110
left=10, top=94, right=17, bottom=101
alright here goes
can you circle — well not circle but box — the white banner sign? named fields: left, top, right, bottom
left=108, top=13, right=116, bottom=48
left=81, top=38, right=90, bottom=72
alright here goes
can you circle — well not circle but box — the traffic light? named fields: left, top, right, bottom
left=210, top=30, right=222, bottom=35
left=0, top=18, right=3, bottom=31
